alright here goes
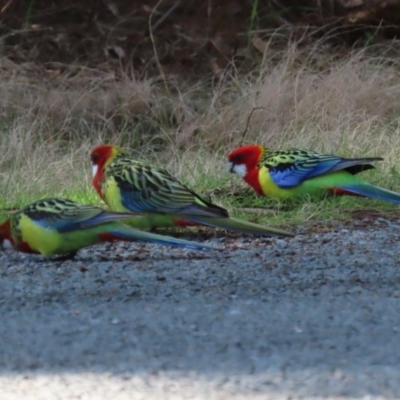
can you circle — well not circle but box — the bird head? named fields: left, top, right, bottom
left=227, top=145, right=265, bottom=178
left=0, top=219, right=13, bottom=251
left=90, top=145, right=126, bottom=178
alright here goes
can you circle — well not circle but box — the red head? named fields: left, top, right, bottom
left=90, top=145, right=121, bottom=175
left=90, top=144, right=125, bottom=197
left=227, top=145, right=265, bottom=176
left=0, top=219, right=14, bottom=251
left=227, top=145, right=265, bottom=195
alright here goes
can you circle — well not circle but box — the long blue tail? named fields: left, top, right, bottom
left=107, top=225, right=218, bottom=252
left=339, top=183, right=400, bottom=204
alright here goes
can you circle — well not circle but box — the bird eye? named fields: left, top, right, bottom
left=234, top=154, right=243, bottom=162
left=91, top=154, right=99, bottom=163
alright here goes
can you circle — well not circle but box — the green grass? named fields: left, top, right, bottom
left=203, top=177, right=400, bottom=229
left=2, top=155, right=400, bottom=232
left=2, top=44, right=400, bottom=231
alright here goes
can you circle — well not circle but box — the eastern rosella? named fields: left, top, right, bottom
left=0, top=198, right=215, bottom=259
left=227, top=144, right=400, bottom=203
left=90, top=145, right=293, bottom=237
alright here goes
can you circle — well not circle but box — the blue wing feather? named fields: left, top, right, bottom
left=269, top=157, right=343, bottom=188
left=23, top=198, right=134, bottom=232
left=265, top=151, right=380, bottom=189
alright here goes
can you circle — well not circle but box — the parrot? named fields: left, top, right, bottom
left=227, top=144, right=400, bottom=203
left=90, top=144, right=293, bottom=237
left=0, top=198, right=216, bottom=260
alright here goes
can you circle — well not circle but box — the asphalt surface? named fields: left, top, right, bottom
left=1, top=218, right=400, bottom=399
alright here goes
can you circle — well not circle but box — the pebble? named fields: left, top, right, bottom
left=1, top=221, right=400, bottom=398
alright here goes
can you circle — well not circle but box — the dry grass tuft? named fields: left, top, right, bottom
left=2, top=43, right=400, bottom=216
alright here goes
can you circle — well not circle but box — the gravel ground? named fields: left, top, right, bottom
left=1, top=217, right=400, bottom=399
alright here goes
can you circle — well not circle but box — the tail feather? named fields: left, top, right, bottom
left=330, top=157, right=383, bottom=175
left=105, top=225, right=217, bottom=251
left=188, top=216, right=294, bottom=237
left=337, top=183, right=400, bottom=204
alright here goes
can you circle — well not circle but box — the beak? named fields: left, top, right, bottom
left=226, top=161, right=234, bottom=173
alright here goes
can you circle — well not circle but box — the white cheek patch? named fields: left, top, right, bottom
left=232, top=164, right=247, bottom=178
left=92, top=164, right=98, bottom=177
left=3, top=239, right=13, bottom=249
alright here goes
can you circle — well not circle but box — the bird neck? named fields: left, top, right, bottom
left=92, top=147, right=122, bottom=199
left=258, top=145, right=270, bottom=162
left=92, top=169, right=105, bottom=200
left=243, top=167, right=264, bottom=195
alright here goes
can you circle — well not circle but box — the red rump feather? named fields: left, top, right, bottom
left=328, top=188, right=363, bottom=197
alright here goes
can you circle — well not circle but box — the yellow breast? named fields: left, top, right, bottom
left=18, top=214, right=60, bottom=256
left=102, top=177, right=130, bottom=212
left=258, top=167, right=294, bottom=199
